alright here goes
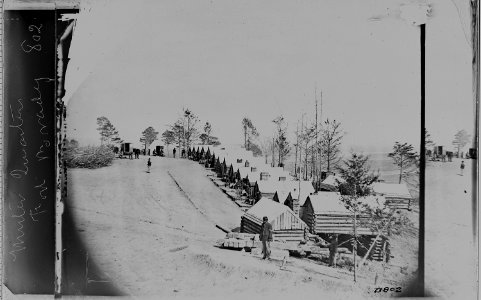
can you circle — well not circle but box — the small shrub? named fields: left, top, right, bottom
left=65, top=145, right=115, bottom=169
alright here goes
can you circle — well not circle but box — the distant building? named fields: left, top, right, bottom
left=371, top=182, right=412, bottom=210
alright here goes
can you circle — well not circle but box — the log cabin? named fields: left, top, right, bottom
left=301, top=192, right=386, bottom=236
left=253, top=180, right=292, bottom=202
left=240, top=197, right=309, bottom=242
left=371, top=182, right=412, bottom=210
left=289, top=180, right=315, bottom=217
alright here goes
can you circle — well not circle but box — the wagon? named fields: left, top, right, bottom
left=120, top=143, right=134, bottom=159
left=154, top=145, right=164, bottom=157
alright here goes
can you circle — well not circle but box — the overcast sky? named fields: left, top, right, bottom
left=65, top=0, right=474, bottom=153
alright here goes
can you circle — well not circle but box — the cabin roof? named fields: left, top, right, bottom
left=321, top=174, right=345, bottom=186
left=290, top=181, right=315, bottom=205
left=256, top=180, right=291, bottom=194
left=238, top=166, right=252, bottom=178
left=245, top=157, right=267, bottom=166
left=306, top=193, right=387, bottom=214
left=306, top=192, right=347, bottom=214
left=244, top=197, right=304, bottom=225
left=274, top=190, right=292, bottom=202
left=372, top=182, right=412, bottom=199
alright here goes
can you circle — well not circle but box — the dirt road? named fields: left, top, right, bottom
left=65, top=157, right=365, bottom=298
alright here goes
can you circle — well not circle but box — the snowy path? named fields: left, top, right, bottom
left=425, top=159, right=477, bottom=299
left=63, top=156, right=476, bottom=298
left=66, top=157, right=244, bottom=295
left=65, top=157, right=364, bottom=298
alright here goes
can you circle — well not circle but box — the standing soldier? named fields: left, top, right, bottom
left=147, top=158, right=152, bottom=173
left=173, top=148, right=177, bottom=158
left=303, top=227, right=309, bottom=243
left=328, top=234, right=338, bottom=267
left=259, top=216, right=273, bottom=260
left=460, top=161, right=465, bottom=176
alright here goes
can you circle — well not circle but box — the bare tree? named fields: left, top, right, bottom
left=259, top=138, right=273, bottom=164
left=200, top=122, right=221, bottom=145
left=171, top=121, right=184, bottom=150
left=203, top=122, right=212, bottom=145
left=452, top=129, right=471, bottom=156
left=242, top=117, right=259, bottom=150
left=300, top=119, right=315, bottom=180
left=183, top=108, right=200, bottom=149
left=169, top=108, right=201, bottom=151
left=321, top=119, right=344, bottom=174
left=273, top=116, right=291, bottom=167
left=425, top=128, right=434, bottom=150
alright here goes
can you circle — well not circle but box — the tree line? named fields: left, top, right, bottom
left=239, top=90, right=344, bottom=190
left=161, top=108, right=221, bottom=154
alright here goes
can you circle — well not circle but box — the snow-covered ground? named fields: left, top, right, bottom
left=425, top=158, right=477, bottom=299
left=65, top=157, right=368, bottom=298
left=63, top=155, right=477, bottom=299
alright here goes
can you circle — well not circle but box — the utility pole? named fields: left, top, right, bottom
left=300, top=115, right=304, bottom=179
left=315, top=86, right=318, bottom=191
left=319, top=90, right=323, bottom=183
left=272, top=137, right=275, bottom=167
left=353, top=209, right=357, bottom=282
left=302, top=114, right=307, bottom=180
left=353, top=183, right=358, bottom=283
left=295, top=121, right=299, bottom=178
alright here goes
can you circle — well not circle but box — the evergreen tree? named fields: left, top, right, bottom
left=96, top=116, right=122, bottom=146
left=140, top=126, right=159, bottom=153
left=242, top=117, right=259, bottom=150
left=337, top=153, right=379, bottom=197
left=161, top=130, right=175, bottom=153
left=388, top=142, right=418, bottom=184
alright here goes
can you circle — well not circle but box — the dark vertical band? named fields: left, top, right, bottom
left=3, top=9, right=57, bottom=294
left=419, top=23, right=426, bottom=296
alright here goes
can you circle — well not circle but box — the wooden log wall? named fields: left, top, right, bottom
left=385, top=197, right=411, bottom=210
